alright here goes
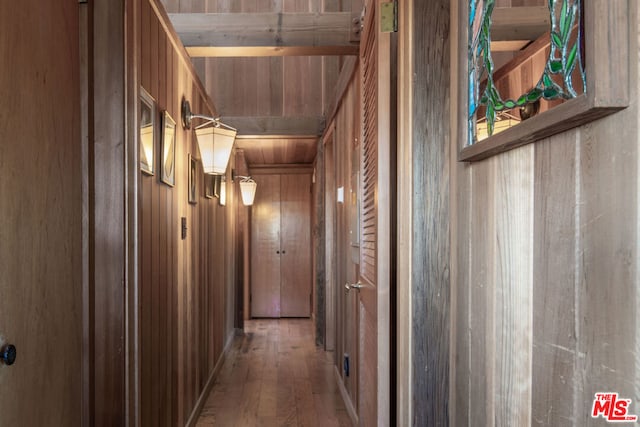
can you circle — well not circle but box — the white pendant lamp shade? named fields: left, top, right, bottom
left=194, top=126, right=236, bottom=175
left=239, top=178, right=257, bottom=206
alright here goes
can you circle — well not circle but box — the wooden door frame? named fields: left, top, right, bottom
left=375, top=10, right=393, bottom=425
left=323, top=126, right=337, bottom=351
left=396, top=0, right=413, bottom=424
left=81, top=0, right=141, bottom=424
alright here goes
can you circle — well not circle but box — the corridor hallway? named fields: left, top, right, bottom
left=195, top=320, right=353, bottom=426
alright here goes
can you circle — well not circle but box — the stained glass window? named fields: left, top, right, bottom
left=468, top=0, right=586, bottom=145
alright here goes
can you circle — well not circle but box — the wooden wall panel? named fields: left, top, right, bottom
left=92, top=0, right=128, bottom=423
left=407, top=1, right=451, bottom=425
left=138, top=1, right=238, bottom=425
left=0, top=1, right=82, bottom=424
left=531, top=130, right=578, bottom=424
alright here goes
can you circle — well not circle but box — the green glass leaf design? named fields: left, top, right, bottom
left=495, top=102, right=504, bottom=110
left=559, top=0, right=568, bottom=39
left=543, top=87, right=560, bottom=99
left=516, top=95, right=528, bottom=106
left=566, top=42, right=578, bottom=73
left=504, top=100, right=516, bottom=109
left=527, top=89, right=542, bottom=102
left=487, top=104, right=495, bottom=136
left=543, top=73, right=553, bottom=88
left=549, top=60, right=562, bottom=73
left=551, top=32, right=563, bottom=49
left=562, top=4, right=574, bottom=43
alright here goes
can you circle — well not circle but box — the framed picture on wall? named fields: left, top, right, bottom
left=188, top=154, right=198, bottom=204
left=204, top=174, right=214, bottom=199
left=160, top=110, right=176, bottom=186
left=139, top=87, right=155, bottom=175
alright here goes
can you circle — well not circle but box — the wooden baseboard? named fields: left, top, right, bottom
left=185, top=329, right=238, bottom=427
left=333, top=365, right=358, bottom=426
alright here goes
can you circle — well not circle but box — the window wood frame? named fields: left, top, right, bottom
left=458, top=0, right=630, bottom=162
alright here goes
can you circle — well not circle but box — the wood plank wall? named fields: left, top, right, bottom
left=449, top=1, right=640, bottom=426
left=138, top=1, right=237, bottom=425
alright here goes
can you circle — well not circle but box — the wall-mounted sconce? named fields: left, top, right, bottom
left=181, top=98, right=236, bottom=175
left=219, top=176, right=226, bottom=206
left=233, top=174, right=257, bottom=206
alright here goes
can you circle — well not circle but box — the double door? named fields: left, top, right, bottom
left=251, top=173, right=312, bottom=318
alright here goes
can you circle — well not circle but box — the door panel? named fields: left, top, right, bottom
left=357, top=1, right=379, bottom=425
left=355, top=0, right=393, bottom=424
left=0, top=1, right=82, bottom=424
left=280, top=174, right=312, bottom=317
left=251, top=175, right=282, bottom=317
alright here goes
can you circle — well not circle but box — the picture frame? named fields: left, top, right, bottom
left=188, top=154, right=198, bottom=204
left=160, top=110, right=176, bottom=186
left=139, top=87, right=155, bottom=175
left=204, top=174, right=214, bottom=199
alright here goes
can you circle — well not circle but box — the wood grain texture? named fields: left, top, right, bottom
left=194, top=319, right=352, bottom=426
left=236, top=137, right=318, bottom=166
left=531, top=130, right=578, bottom=425
left=93, top=0, right=127, bottom=423
left=250, top=175, right=283, bottom=317
left=0, top=1, right=82, bottom=424
left=468, top=158, right=496, bottom=426
left=280, top=174, right=313, bottom=317
left=493, top=146, right=534, bottom=425
left=409, top=1, right=451, bottom=425
left=170, top=12, right=358, bottom=48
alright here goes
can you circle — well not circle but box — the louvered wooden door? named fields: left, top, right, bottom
left=353, top=0, right=393, bottom=425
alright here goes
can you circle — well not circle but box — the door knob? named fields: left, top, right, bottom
left=1, top=344, right=16, bottom=366
left=281, top=250, right=286, bottom=254
left=345, top=282, right=364, bottom=292
left=277, top=250, right=280, bottom=254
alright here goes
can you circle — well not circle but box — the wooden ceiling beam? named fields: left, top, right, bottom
left=169, top=12, right=359, bottom=57
left=185, top=45, right=358, bottom=57
left=224, top=116, right=325, bottom=136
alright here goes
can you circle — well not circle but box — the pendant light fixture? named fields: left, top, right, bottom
left=237, top=176, right=257, bottom=206
left=181, top=98, right=236, bottom=175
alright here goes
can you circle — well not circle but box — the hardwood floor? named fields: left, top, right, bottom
left=196, top=319, right=354, bottom=427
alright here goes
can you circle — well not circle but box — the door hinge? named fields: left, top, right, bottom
left=380, top=2, right=397, bottom=33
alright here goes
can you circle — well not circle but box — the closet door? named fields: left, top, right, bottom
left=280, top=174, right=312, bottom=317
left=251, top=175, right=281, bottom=317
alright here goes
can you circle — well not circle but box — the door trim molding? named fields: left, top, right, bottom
left=396, top=0, right=414, bottom=424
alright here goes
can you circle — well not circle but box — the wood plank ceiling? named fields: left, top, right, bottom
left=160, top=0, right=363, bottom=167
